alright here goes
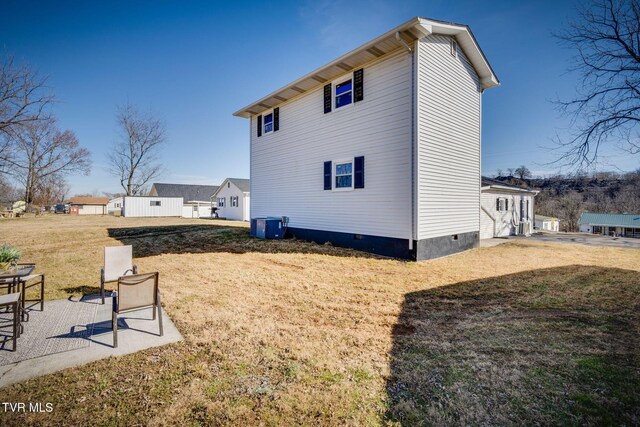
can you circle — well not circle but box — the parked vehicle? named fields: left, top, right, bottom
left=54, top=204, right=69, bottom=214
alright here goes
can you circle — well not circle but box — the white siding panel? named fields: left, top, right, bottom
left=215, top=181, right=248, bottom=221
left=250, top=49, right=413, bottom=239
left=77, top=205, right=106, bottom=215
left=480, top=190, right=534, bottom=237
left=122, top=197, right=183, bottom=217
left=417, top=35, right=481, bottom=240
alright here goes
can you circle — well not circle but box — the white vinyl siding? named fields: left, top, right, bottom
left=120, top=197, right=183, bottom=217
left=480, top=190, right=534, bottom=238
left=214, top=180, right=249, bottom=221
left=416, top=35, right=481, bottom=240
left=74, top=204, right=106, bottom=215
left=250, top=49, right=413, bottom=239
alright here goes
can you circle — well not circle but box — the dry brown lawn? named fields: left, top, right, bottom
left=0, top=214, right=638, bottom=426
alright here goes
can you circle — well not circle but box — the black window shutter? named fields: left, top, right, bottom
left=323, top=84, right=332, bottom=114
left=354, top=156, right=365, bottom=188
left=323, top=161, right=332, bottom=190
left=506, top=199, right=509, bottom=210
left=496, top=199, right=500, bottom=211
left=257, top=115, right=262, bottom=137
left=273, top=107, right=279, bottom=132
left=353, top=68, right=364, bottom=102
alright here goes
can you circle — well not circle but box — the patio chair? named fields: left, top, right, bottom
left=112, top=272, right=163, bottom=348
left=101, top=245, right=137, bottom=304
left=0, top=292, right=27, bottom=351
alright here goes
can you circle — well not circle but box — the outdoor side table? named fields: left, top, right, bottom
left=0, top=264, right=40, bottom=321
left=0, top=292, right=23, bottom=352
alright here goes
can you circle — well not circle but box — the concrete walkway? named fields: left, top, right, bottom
left=0, top=294, right=182, bottom=388
left=523, top=232, right=640, bottom=249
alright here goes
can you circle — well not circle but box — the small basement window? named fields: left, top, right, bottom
left=263, top=112, right=274, bottom=134
left=335, top=79, right=353, bottom=109
left=335, top=161, right=353, bottom=189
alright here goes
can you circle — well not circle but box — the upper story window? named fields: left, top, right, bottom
left=324, top=69, right=363, bottom=114
left=263, top=112, right=274, bottom=134
left=257, top=108, right=279, bottom=137
left=335, top=161, right=353, bottom=189
left=450, top=39, right=458, bottom=57
left=217, top=197, right=225, bottom=208
left=335, top=79, right=353, bottom=109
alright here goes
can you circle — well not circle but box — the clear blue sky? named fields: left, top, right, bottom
left=1, top=0, right=635, bottom=195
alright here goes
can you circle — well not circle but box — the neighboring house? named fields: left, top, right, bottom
left=480, top=177, right=538, bottom=239
left=578, top=212, right=640, bottom=238
left=68, top=197, right=109, bottom=215
left=107, top=196, right=183, bottom=217
left=535, top=215, right=561, bottom=232
left=149, top=183, right=219, bottom=218
left=212, top=178, right=250, bottom=221
left=233, top=17, right=499, bottom=260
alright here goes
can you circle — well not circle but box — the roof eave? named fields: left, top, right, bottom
left=482, top=184, right=538, bottom=194
left=233, top=16, right=499, bottom=118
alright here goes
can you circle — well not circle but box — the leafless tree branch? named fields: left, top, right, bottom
left=107, top=103, right=165, bottom=196
left=553, top=0, right=640, bottom=170
left=5, top=118, right=91, bottom=208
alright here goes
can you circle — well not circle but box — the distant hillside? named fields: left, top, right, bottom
left=491, top=171, right=640, bottom=231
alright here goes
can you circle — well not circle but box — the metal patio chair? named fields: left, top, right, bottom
left=101, top=245, right=137, bottom=304
left=112, top=272, right=163, bottom=348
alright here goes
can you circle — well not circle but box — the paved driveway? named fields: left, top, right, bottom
left=525, top=232, right=640, bottom=249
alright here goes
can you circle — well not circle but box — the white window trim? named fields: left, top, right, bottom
left=497, top=197, right=508, bottom=212
left=263, top=110, right=274, bottom=135
left=332, top=75, right=355, bottom=112
left=332, top=158, right=354, bottom=192
left=217, top=197, right=225, bottom=208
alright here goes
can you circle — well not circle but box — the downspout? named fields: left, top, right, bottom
left=396, top=31, right=415, bottom=253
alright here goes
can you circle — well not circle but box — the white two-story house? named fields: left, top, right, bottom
left=233, top=17, right=499, bottom=260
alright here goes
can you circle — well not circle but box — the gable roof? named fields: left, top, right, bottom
left=228, top=178, right=250, bottom=192
left=150, top=183, right=219, bottom=202
left=212, top=178, right=250, bottom=198
left=233, top=16, right=499, bottom=118
left=578, top=212, right=640, bottom=227
left=481, top=177, right=538, bottom=194
left=69, top=197, right=110, bottom=205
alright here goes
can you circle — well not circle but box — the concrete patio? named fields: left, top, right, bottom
left=0, top=293, right=182, bottom=388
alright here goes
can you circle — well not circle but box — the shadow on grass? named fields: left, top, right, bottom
left=107, top=224, right=382, bottom=259
left=61, top=285, right=102, bottom=295
left=387, top=265, right=640, bottom=426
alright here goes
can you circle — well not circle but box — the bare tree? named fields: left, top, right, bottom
left=4, top=118, right=90, bottom=209
left=495, top=169, right=504, bottom=178
left=0, top=174, right=18, bottom=204
left=514, top=165, right=532, bottom=180
left=507, top=168, right=515, bottom=177
left=0, top=54, right=53, bottom=139
left=108, top=103, right=165, bottom=196
left=33, top=173, right=69, bottom=206
left=555, top=0, right=640, bottom=169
